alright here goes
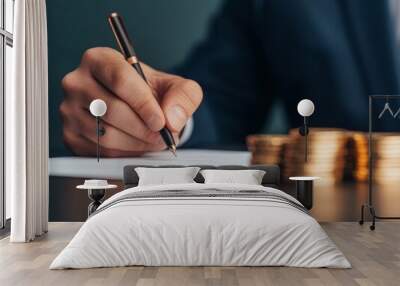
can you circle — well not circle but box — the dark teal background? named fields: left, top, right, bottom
left=47, top=0, right=223, bottom=156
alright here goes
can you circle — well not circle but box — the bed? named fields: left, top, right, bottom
left=50, top=165, right=350, bottom=269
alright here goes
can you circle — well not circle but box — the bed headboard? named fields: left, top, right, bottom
left=123, top=165, right=280, bottom=189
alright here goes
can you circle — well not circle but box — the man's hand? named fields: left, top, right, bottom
left=60, top=47, right=203, bottom=157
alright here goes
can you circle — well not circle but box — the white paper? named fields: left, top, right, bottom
left=49, top=149, right=251, bottom=179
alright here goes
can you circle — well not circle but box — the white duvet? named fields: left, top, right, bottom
left=50, top=183, right=350, bottom=269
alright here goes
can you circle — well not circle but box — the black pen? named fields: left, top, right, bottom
left=108, top=12, right=177, bottom=156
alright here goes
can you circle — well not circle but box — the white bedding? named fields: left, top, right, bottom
left=50, top=183, right=351, bottom=269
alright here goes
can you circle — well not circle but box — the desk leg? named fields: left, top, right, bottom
left=296, top=181, right=313, bottom=210
left=88, top=189, right=105, bottom=217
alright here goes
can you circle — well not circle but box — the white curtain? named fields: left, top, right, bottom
left=8, top=0, right=49, bottom=242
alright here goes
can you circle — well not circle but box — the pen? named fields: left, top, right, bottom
left=108, top=12, right=177, bottom=156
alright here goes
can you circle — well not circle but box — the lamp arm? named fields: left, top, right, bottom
left=304, top=116, right=308, bottom=162
left=96, top=117, right=100, bottom=163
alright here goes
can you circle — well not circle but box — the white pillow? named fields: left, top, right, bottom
left=135, top=167, right=201, bottom=186
left=200, top=169, right=266, bottom=185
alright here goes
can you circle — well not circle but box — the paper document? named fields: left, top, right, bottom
left=49, top=149, right=251, bottom=179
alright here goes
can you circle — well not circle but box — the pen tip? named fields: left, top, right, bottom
left=169, top=145, right=177, bottom=157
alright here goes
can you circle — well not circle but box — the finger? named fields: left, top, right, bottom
left=161, top=78, right=203, bottom=132
left=63, top=129, right=147, bottom=157
left=86, top=121, right=165, bottom=152
left=63, top=128, right=97, bottom=156
left=62, top=70, right=163, bottom=144
left=79, top=47, right=165, bottom=131
left=63, top=108, right=165, bottom=152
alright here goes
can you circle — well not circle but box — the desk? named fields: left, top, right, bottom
left=50, top=176, right=400, bottom=222
left=49, top=150, right=251, bottom=221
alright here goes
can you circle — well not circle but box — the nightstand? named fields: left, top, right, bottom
left=77, top=180, right=118, bottom=217
left=289, top=177, right=320, bottom=210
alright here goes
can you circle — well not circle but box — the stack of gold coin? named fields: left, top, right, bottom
left=283, top=128, right=349, bottom=183
left=349, top=132, right=369, bottom=182
left=371, top=133, right=400, bottom=183
left=246, top=134, right=288, bottom=166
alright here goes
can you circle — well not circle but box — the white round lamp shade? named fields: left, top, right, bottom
left=89, top=99, right=107, bottom=117
left=297, top=99, right=315, bottom=117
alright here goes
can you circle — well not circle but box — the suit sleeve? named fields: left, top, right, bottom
left=178, top=0, right=272, bottom=148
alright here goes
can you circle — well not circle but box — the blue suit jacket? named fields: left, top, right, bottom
left=181, top=0, right=400, bottom=149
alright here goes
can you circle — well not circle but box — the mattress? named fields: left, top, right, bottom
left=50, top=183, right=351, bottom=269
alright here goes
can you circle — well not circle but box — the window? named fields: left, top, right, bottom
left=1, top=0, right=14, bottom=229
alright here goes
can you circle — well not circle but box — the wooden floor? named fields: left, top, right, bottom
left=1, top=222, right=400, bottom=286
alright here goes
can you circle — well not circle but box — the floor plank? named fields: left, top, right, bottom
left=0, top=222, right=399, bottom=286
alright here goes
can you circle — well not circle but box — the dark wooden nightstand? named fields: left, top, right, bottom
left=289, top=177, right=320, bottom=210
left=77, top=180, right=118, bottom=217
